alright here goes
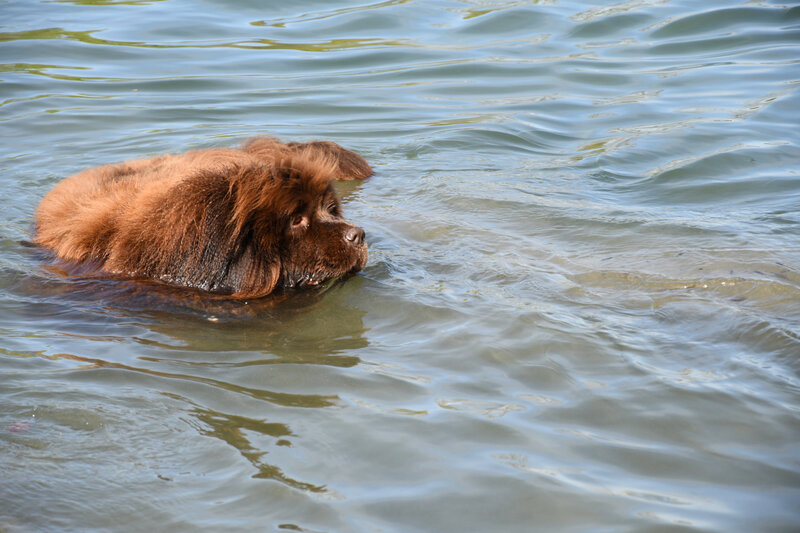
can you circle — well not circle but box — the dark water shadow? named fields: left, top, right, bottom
left=11, top=245, right=371, bottom=365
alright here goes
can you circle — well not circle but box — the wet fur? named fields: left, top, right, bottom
left=34, top=136, right=372, bottom=299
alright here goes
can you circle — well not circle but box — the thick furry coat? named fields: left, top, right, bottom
left=34, top=136, right=372, bottom=298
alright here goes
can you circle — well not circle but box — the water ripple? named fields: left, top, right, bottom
left=2, top=0, right=800, bottom=531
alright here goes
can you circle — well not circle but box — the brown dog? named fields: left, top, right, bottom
left=34, top=136, right=373, bottom=299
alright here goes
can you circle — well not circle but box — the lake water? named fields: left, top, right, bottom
left=2, top=0, right=799, bottom=531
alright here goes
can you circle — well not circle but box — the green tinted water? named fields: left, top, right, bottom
left=2, top=1, right=799, bottom=531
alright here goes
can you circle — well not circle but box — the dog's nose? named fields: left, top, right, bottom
left=345, top=226, right=365, bottom=246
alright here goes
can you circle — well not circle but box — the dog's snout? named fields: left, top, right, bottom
left=345, top=226, right=365, bottom=246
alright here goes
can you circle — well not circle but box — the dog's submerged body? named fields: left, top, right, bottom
left=34, top=136, right=373, bottom=299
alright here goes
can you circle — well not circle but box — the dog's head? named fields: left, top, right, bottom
left=218, top=141, right=370, bottom=298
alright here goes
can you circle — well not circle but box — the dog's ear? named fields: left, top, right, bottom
left=289, top=141, right=373, bottom=180
left=223, top=237, right=282, bottom=299
left=200, top=165, right=285, bottom=298
left=191, top=194, right=283, bottom=299
left=136, top=167, right=283, bottom=299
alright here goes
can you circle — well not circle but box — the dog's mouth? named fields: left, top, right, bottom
left=282, top=263, right=365, bottom=291
left=296, top=273, right=324, bottom=288
left=281, top=247, right=368, bottom=291
left=281, top=271, right=339, bottom=290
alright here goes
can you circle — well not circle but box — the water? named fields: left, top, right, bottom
left=2, top=0, right=799, bottom=531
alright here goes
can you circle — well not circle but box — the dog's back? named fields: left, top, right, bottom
left=35, top=149, right=256, bottom=264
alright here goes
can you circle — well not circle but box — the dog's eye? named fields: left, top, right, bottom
left=291, top=214, right=309, bottom=229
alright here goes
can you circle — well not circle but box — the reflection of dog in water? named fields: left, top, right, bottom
left=34, top=136, right=373, bottom=299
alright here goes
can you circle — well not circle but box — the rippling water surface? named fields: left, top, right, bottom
left=2, top=1, right=799, bottom=531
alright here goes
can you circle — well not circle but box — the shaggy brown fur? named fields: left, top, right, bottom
left=34, top=136, right=373, bottom=299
